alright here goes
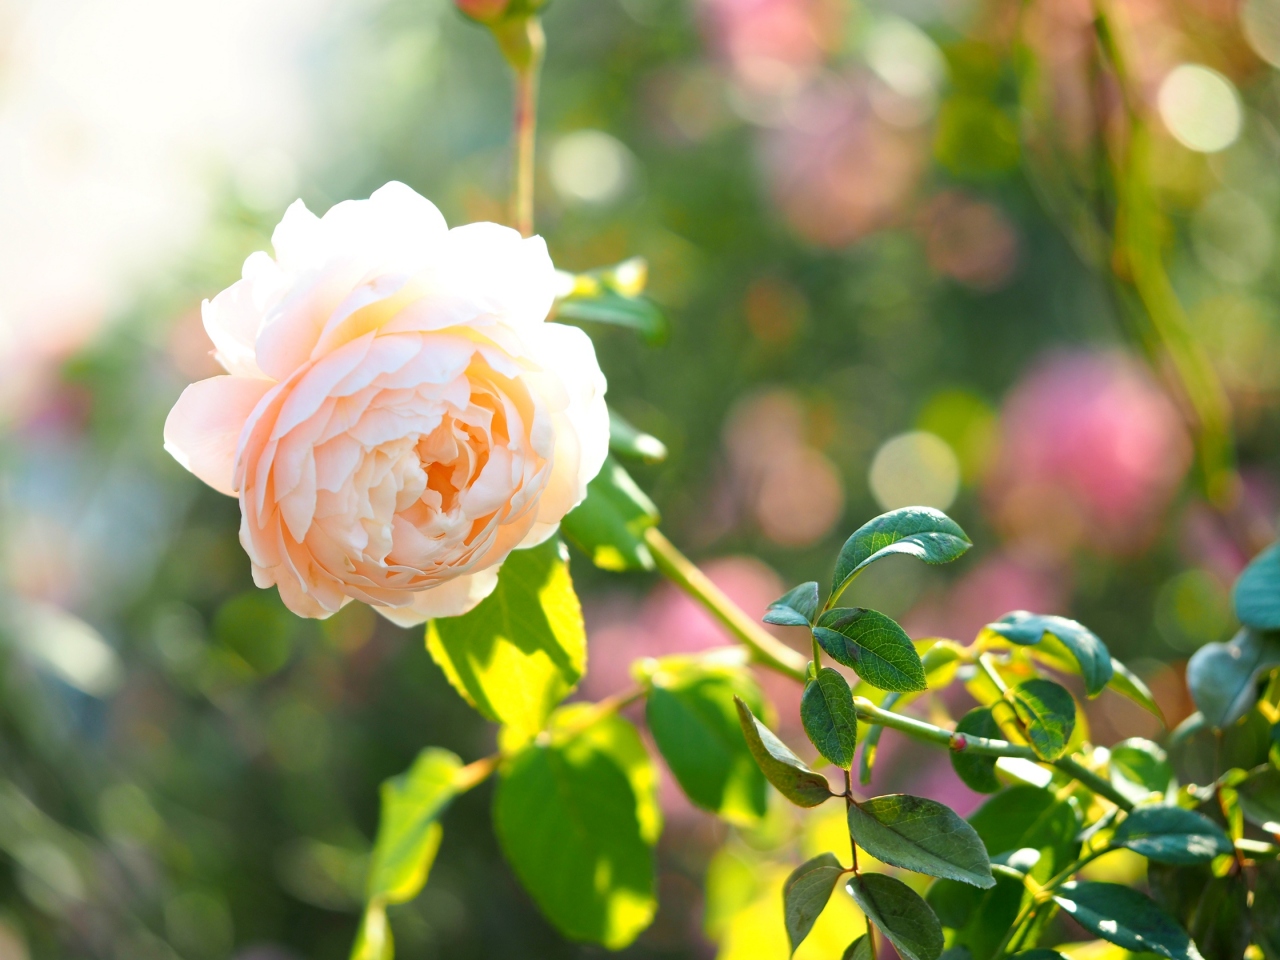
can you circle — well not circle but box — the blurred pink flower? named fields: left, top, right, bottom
left=919, top=191, right=1019, bottom=290
left=763, top=77, right=926, bottom=247
left=699, top=0, right=844, bottom=95
left=986, top=351, right=1192, bottom=557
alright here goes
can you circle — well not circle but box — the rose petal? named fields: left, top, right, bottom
left=371, top=566, right=501, bottom=626
left=164, top=376, right=275, bottom=496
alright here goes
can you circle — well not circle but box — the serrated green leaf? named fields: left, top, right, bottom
left=733, top=697, right=832, bottom=807
left=365, top=748, right=461, bottom=904
left=814, top=609, right=926, bottom=692
left=831, top=508, right=970, bottom=603
left=847, top=794, right=994, bottom=888
left=556, top=292, right=667, bottom=344
left=646, top=660, right=767, bottom=825
left=608, top=408, right=667, bottom=462
left=843, top=935, right=872, bottom=960
left=1107, top=659, right=1165, bottom=723
left=984, top=612, right=1113, bottom=696
left=1237, top=766, right=1280, bottom=833
left=950, top=707, right=1002, bottom=794
left=493, top=710, right=658, bottom=949
left=350, top=904, right=392, bottom=960
left=426, top=539, right=585, bottom=743
left=1007, top=678, right=1075, bottom=760
left=1111, top=805, right=1233, bottom=864
left=801, top=668, right=858, bottom=768
left=1109, top=738, right=1172, bottom=804
left=783, top=852, right=846, bottom=955
left=560, top=456, right=660, bottom=572
left=764, top=582, right=821, bottom=627
left=1052, top=882, right=1203, bottom=960
left=1187, top=627, right=1280, bottom=729
left=1235, top=541, right=1280, bottom=631
left=846, top=873, right=944, bottom=960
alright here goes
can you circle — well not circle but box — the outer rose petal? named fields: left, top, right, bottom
left=371, top=567, right=501, bottom=627
left=164, top=376, right=274, bottom=496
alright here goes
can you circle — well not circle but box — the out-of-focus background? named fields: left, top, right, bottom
left=1, top=0, right=1278, bottom=955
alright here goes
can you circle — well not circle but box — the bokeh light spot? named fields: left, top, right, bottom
left=868, top=430, right=960, bottom=511
left=1157, top=65, right=1242, bottom=153
left=1191, top=190, right=1273, bottom=284
left=549, top=130, right=635, bottom=205
left=1154, top=569, right=1232, bottom=652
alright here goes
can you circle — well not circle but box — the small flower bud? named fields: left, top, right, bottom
left=454, top=0, right=546, bottom=24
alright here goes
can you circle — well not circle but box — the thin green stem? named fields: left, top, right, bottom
left=1052, top=755, right=1134, bottom=811
left=492, top=16, right=545, bottom=237
left=992, top=899, right=1039, bottom=960
left=852, top=697, right=1038, bottom=760
left=644, top=528, right=808, bottom=681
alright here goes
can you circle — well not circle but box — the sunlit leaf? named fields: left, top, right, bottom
left=801, top=668, right=858, bottom=769
left=560, top=456, right=660, bottom=572
left=984, top=612, right=1113, bottom=696
left=1186, top=627, right=1280, bottom=729
left=350, top=904, right=393, bottom=960
left=1052, top=882, right=1203, bottom=960
left=1109, top=738, right=1172, bottom=804
left=814, top=609, right=926, bottom=692
left=847, top=794, right=994, bottom=888
left=1111, top=805, right=1233, bottom=864
left=1107, top=659, right=1165, bottom=723
left=556, top=291, right=667, bottom=344
left=831, top=508, right=970, bottom=604
left=1234, top=541, right=1280, bottom=631
left=783, top=852, right=846, bottom=955
left=427, top=539, right=586, bottom=743
left=1008, top=679, right=1076, bottom=761
left=365, top=748, right=461, bottom=904
left=764, top=582, right=821, bottom=627
left=608, top=408, right=667, bottom=462
left=733, top=697, right=832, bottom=807
left=846, top=873, right=944, bottom=960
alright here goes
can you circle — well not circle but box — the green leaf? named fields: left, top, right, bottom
left=846, top=794, right=995, bottom=888
left=1052, top=882, right=1203, bottom=960
left=427, top=539, right=586, bottom=743
left=1253, top=859, right=1280, bottom=960
left=733, top=696, right=832, bottom=807
left=843, top=935, right=873, bottom=960
left=560, top=456, right=660, bottom=572
left=645, top=658, right=768, bottom=825
left=1149, top=862, right=1250, bottom=960
left=764, top=582, right=821, bottom=627
left=1235, top=541, right=1280, bottom=630
left=831, top=508, right=970, bottom=603
left=365, top=748, right=462, bottom=904
left=1008, top=679, right=1076, bottom=761
left=950, top=707, right=1001, bottom=794
left=801, top=668, right=858, bottom=768
left=556, top=292, right=667, bottom=344
left=984, top=612, right=1113, bottom=696
left=1237, top=766, right=1280, bottom=833
left=1109, top=738, right=1172, bottom=804
left=814, top=609, right=926, bottom=692
left=1111, top=805, right=1233, bottom=864
left=1108, top=659, right=1165, bottom=723
left=1187, top=627, right=1280, bottom=729
left=783, top=852, right=846, bottom=955
left=608, top=408, right=666, bottom=462
left=493, top=710, right=658, bottom=949
left=350, top=904, right=393, bottom=960
left=846, top=873, right=944, bottom=960
left=1013, top=952, right=1068, bottom=960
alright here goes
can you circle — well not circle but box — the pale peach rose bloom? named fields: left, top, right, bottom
left=164, top=182, right=609, bottom=625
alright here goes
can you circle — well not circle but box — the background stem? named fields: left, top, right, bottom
left=493, top=16, right=545, bottom=237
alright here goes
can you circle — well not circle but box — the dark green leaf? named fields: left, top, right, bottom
left=365, top=748, right=461, bottom=904
left=733, top=697, right=832, bottom=807
left=846, top=873, right=944, bottom=960
left=1253, top=859, right=1280, bottom=960
left=1013, top=952, right=1068, bottom=960
left=801, top=668, right=858, bottom=768
left=1237, top=766, right=1280, bottom=833
left=427, top=539, right=586, bottom=742
left=1235, top=541, right=1280, bottom=630
left=814, top=609, right=926, bottom=692
left=1111, top=805, right=1233, bottom=864
left=847, top=794, right=995, bottom=888
left=764, top=582, right=821, bottom=627
left=926, top=876, right=1023, bottom=960
left=1186, top=627, right=1280, bottom=729
left=1108, top=659, right=1165, bottom=723
left=831, top=508, right=970, bottom=603
left=843, top=934, right=872, bottom=960
left=1149, top=862, right=1250, bottom=960
left=560, top=456, right=660, bottom=572
left=985, top=611, right=1113, bottom=696
left=968, top=786, right=1081, bottom=868
left=646, top=659, right=767, bottom=825
left=783, top=853, right=846, bottom=955
left=1109, top=738, right=1172, bottom=804
left=1052, top=882, right=1203, bottom=960
left=1008, top=679, right=1076, bottom=761
left=608, top=408, right=666, bottom=462
left=556, top=292, right=667, bottom=344
left=950, top=707, right=1002, bottom=794
left=493, top=711, right=658, bottom=949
